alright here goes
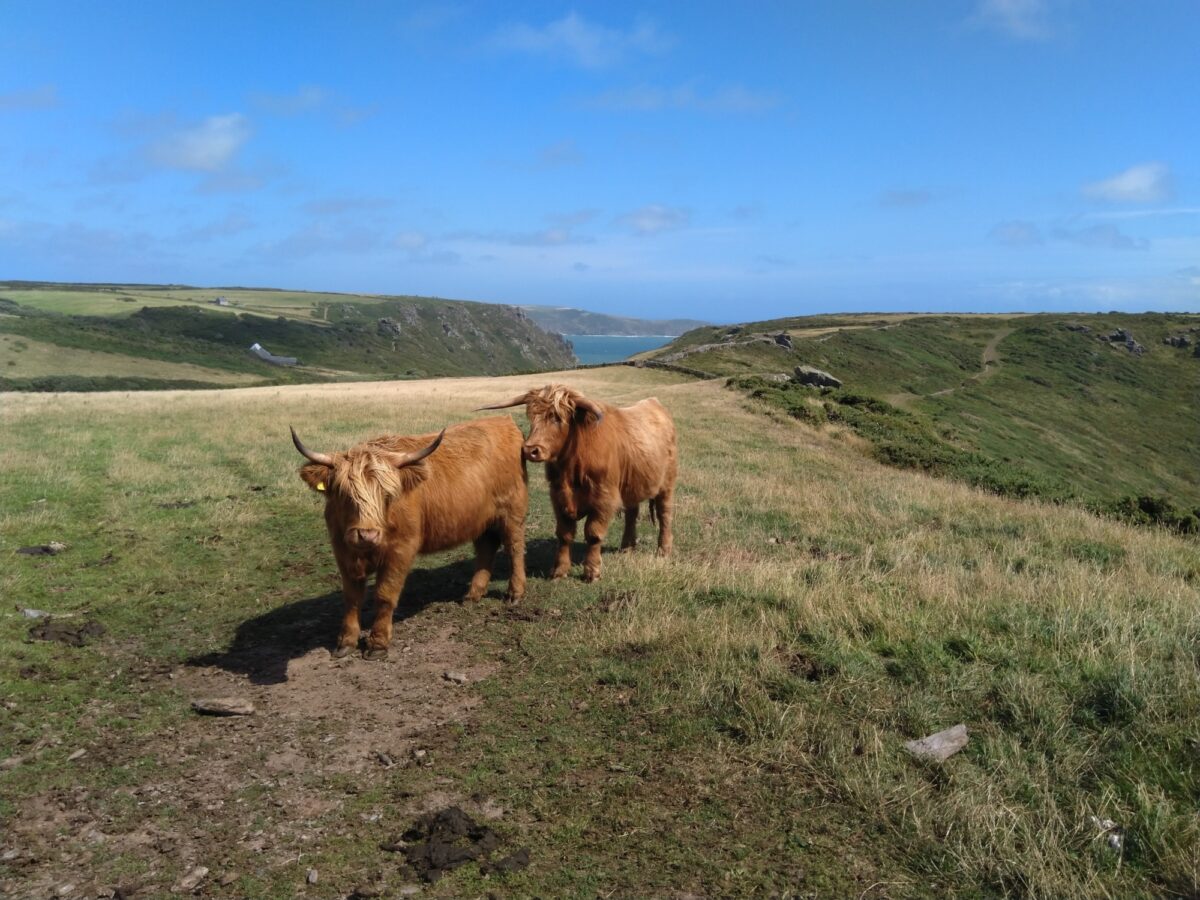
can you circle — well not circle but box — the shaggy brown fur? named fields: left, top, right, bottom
left=480, top=383, right=677, bottom=582
left=295, top=417, right=527, bottom=659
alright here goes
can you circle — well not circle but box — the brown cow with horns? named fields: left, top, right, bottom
left=479, top=384, right=677, bottom=582
left=292, top=418, right=527, bottom=659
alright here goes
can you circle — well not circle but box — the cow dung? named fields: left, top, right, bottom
left=385, top=806, right=529, bottom=883
left=27, top=619, right=105, bottom=647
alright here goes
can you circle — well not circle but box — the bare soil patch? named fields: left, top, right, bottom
left=2, top=603, right=498, bottom=899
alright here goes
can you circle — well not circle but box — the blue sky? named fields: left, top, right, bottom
left=1, top=1, right=1197, bottom=320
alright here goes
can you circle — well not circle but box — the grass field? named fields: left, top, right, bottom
left=2, top=368, right=1199, bottom=897
left=0, top=334, right=263, bottom=386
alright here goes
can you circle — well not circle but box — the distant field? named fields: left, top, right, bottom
left=0, top=334, right=263, bottom=385
left=0, top=286, right=365, bottom=324
left=0, top=283, right=577, bottom=389
left=2, top=367, right=1198, bottom=897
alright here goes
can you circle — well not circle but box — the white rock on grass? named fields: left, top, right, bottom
left=904, top=724, right=969, bottom=762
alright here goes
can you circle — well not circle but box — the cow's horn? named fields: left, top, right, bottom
left=575, top=396, right=604, bottom=423
left=291, top=426, right=334, bottom=466
left=475, top=392, right=528, bottom=411
left=390, top=429, right=446, bottom=468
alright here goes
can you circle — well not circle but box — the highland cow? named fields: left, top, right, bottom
left=478, top=384, right=677, bottom=582
left=292, top=418, right=527, bottom=659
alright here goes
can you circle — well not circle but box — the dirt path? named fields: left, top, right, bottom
left=3, top=608, right=505, bottom=899
left=929, top=326, right=1013, bottom=398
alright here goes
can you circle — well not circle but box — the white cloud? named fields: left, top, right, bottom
left=1053, top=223, right=1148, bottom=250
left=0, top=84, right=59, bottom=111
left=1083, top=162, right=1174, bottom=204
left=879, top=189, right=933, bottom=209
left=616, top=204, right=690, bottom=235
left=971, top=0, right=1054, bottom=41
left=489, top=12, right=670, bottom=68
left=537, top=139, right=583, bottom=168
left=989, top=220, right=1043, bottom=246
left=588, top=83, right=778, bottom=114
left=149, top=114, right=251, bottom=172
left=250, top=86, right=330, bottom=115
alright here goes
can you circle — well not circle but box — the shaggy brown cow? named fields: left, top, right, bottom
left=479, top=384, right=677, bottom=582
left=292, top=418, right=527, bottom=659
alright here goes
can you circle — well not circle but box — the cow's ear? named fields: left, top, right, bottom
left=573, top=397, right=603, bottom=426
left=299, top=463, right=331, bottom=493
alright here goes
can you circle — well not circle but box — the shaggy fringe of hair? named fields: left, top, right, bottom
left=524, top=384, right=582, bottom=422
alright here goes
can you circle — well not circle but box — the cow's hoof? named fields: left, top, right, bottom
left=461, top=592, right=483, bottom=604
left=362, top=648, right=389, bottom=661
left=550, top=569, right=569, bottom=580
left=331, top=645, right=355, bottom=659
left=582, top=571, right=601, bottom=583
left=504, top=592, right=524, bottom=605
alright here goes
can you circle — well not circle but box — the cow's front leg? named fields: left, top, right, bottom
left=333, top=572, right=367, bottom=658
left=364, top=547, right=415, bottom=660
left=551, top=507, right=577, bottom=580
left=582, top=505, right=617, bottom=582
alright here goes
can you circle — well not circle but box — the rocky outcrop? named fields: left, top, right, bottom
left=774, top=332, right=794, bottom=350
left=377, top=317, right=403, bottom=338
left=1064, top=323, right=1092, bottom=333
left=1099, top=328, right=1146, bottom=355
left=1163, top=334, right=1193, bottom=348
left=793, top=365, right=842, bottom=388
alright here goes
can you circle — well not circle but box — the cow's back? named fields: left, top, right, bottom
left=393, top=417, right=526, bottom=552
left=613, top=397, right=677, bottom=505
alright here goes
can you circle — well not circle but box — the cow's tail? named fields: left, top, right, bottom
left=648, top=500, right=658, bottom=527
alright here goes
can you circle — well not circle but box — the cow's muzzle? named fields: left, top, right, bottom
left=522, top=444, right=546, bottom=462
left=349, top=528, right=381, bottom=547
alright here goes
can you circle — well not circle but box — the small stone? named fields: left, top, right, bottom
left=1107, top=832, right=1123, bottom=851
left=1, top=755, right=24, bottom=770
left=376, top=751, right=396, bottom=768
left=411, top=749, right=427, bottom=760
left=190, top=697, right=255, bottom=716
left=443, top=671, right=468, bottom=685
left=904, top=724, right=969, bottom=762
left=306, top=868, right=318, bottom=885
left=19, top=608, right=51, bottom=619
left=396, top=886, right=423, bottom=897
left=67, top=748, right=87, bottom=762
left=176, top=865, right=209, bottom=891
left=57, top=883, right=75, bottom=897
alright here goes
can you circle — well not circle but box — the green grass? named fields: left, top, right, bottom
left=649, top=312, right=1200, bottom=530
left=2, top=370, right=1199, bottom=897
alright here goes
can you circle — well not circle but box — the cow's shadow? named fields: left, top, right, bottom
left=187, top=538, right=561, bottom=685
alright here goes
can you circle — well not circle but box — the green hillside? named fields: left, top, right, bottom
left=0, top=283, right=576, bottom=390
left=645, top=312, right=1200, bottom=525
left=520, top=304, right=708, bottom=336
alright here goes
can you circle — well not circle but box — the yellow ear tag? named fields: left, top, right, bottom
left=317, top=482, right=326, bottom=492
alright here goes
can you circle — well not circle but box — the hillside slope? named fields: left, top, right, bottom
left=0, top=286, right=576, bottom=390
left=645, top=312, right=1200, bottom=517
left=1, top=368, right=1198, bottom=896
left=520, top=304, right=708, bottom=336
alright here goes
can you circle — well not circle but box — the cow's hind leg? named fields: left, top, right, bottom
left=502, top=515, right=526, bottom=603
left=464, top=530, right=501, bottom=603
left=620, top=504, right=639, bottom=551
left=652, top=488, right=674, bottom=556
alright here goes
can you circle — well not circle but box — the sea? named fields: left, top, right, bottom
left=565, top=334, right=676, bottom=365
